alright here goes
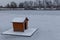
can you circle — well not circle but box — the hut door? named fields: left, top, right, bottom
left=25, top=22, right=27, bottom=29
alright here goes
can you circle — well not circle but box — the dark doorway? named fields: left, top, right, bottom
left=25, top=22, right=27, bottom=29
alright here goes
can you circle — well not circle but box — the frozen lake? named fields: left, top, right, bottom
left=1, top=10, right=60, bottom=15
left=0, top=10, right=60, bottom=40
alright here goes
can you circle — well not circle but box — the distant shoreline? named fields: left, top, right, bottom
left=0, top=8, right=60, bottom=11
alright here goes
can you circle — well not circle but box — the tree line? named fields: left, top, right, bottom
left=0, top=2, right=24, bottom=8
left=0, top=0, right=60, bottom=10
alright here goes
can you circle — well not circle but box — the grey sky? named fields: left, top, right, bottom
left=0, top=0, right=54, bottom=6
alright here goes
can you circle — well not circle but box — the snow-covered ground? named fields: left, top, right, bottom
left=0, top=10, right=60, bottom=40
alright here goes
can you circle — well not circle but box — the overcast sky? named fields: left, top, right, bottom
left=0, top=0, right=54, bottom=6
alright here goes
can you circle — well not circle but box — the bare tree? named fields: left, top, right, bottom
left=43, top=0, right=47, bottom=10
left=5, top=4, right=10, bottom=8
left=46, top=1, right=52, bottom=8
left=54, top=0, right=60, bottom=9
left=28, top=1, right=33, bottom=9
left=24, top=1, right=29, bottom=9
left=35, top=0, right=41, bottom=9
left=19, top=3, right=24, bottom=8
left=24, top=1, right=34, bottom=10
left=54, top=0, right=58, bottom=5
left=10, top=2, right=17, bottom=8
left=49, top=1, right=53, bottom=10
left=33, top=2, right=38, bottom=8
left=38, top=0, right=41, bottom=9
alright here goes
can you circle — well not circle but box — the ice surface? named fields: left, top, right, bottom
left=2, top=28, right=38, bottom=36
left=0, top=10, right=60, bottom=40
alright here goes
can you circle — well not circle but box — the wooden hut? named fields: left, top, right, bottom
left=12, top=17, right=29, bottom=32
